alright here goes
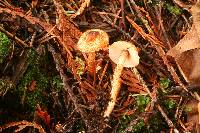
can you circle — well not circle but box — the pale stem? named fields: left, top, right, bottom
left=104, top=50, right=128, bottom=117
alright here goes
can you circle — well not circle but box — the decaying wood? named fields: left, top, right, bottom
left=1, top=0, right=200, bottom=132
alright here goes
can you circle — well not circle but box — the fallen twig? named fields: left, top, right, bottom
left=71, top=0, right=91, bottom=19
left=0, top=120, right=46, bottom=133
left=0, top=2, right=81, bottom=57
left=47, top=44, right=93, bottom=132
left=0, top=25, right=29, bottom=47
left=126, top=16, right=196, bottom=97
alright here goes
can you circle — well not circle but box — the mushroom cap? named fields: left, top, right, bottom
left=77, top=29, right=109, bottom=53
left=109, top=41, right=140, bottom=67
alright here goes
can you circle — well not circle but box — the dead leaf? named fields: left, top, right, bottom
left=167, top=1, right=200, bottom=56
left=167, top=26, right=200, bottom=57
left=176, top=49, right=200, bottom=83
left=186, top=99, right=200, bottom=132
left=31, top=0, right=38, bottom=8
left=167, top=1, right=200, bottom=57
left=167, top=2, right=200, bottom=83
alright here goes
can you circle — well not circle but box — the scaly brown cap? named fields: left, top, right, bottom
left=109, top=41, right=140, bottom=67
left=77, top=29, right=109, bottom=53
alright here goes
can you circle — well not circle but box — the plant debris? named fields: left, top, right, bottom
left=0, top=0, right=200, bottom=132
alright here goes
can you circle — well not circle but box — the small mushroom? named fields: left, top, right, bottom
left=77, top=29, right=109, bottom=76
left=104, top=41, right=140, bottom=117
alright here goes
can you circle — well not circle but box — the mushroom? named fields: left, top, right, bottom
left=104, top=41, right=140, bottom=117
left=77, top=29, right=109, bottom=76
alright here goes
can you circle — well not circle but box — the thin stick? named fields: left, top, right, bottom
left=48, top=44, right=92, bottom=131
left=131, top=63, right=178, bottom=131
left=0, top=120, right=46, bottom=133
left=131, top=67, right=152, bottom=98
left=0, top=25, right=29, bottom=47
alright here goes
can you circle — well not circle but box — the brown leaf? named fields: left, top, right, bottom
left=167, top=26, right=200, bottom=57
left=186, top=99, right=200, bottom=132
left=31, top=0, right=38, bottom=8
left=167, top=2, right=200, bottom=57
left=176, top=49, right=200, bottom=83
left=167, top=2, right=200, bottom=83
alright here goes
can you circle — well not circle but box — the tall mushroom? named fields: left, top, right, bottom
left=104, top=41, right=140, bottom=117
left=77, top=29, right=109, bottom=76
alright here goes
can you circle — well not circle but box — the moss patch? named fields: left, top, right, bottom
left=0, top=32, right=11, bottom=63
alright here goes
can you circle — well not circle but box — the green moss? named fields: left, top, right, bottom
left=165, top=3, right=182, bottom=16
left=183, top=106, right=192, bottom=113
left=118, top=115, right=133, bottom=132
left=17, top=49, right=49, bottom=110
left=75, top=56, right=85, bottom=78
left=136, top=95, right=150, bottom=106
left=117, top=85, right=173, bottom=132
left=135, top=1, right=144, bottom=7
left=147, top=0, right=159, bottom=5
left=159, top=78, right=171, bottom=93
left=164, top=99, right=176, bottom=110
left=0, top=32, right=11, bottom=63
left=0, top=78, right=13, bottom=96
left=53, top=75, right=63, bottom=92
left=73, top=119, right=86, bottom=132
left=132, top=120, right=145, bottom=132
left=136, top=95, right=150, bottom=112
left=147, top=114, right=167, bottom=132
left=118, top=113, right=168, bottom=133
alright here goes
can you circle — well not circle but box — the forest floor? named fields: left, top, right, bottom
left=0, top=0, right=200, bottom=132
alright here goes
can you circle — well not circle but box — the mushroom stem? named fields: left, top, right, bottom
left=104, top=50, right=128, bottom=117
left=87, top=52, right=96, bottom=76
